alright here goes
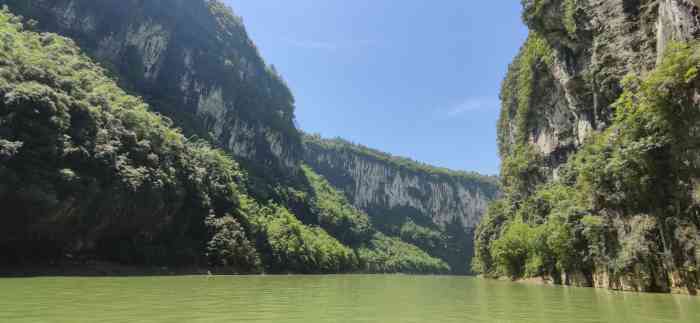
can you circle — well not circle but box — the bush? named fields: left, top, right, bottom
left=255, top=205, right=358, bottom=273
left=205, top=215, right=261, bottom=272
left=399, top=220, right=444, bottom=252
left=0, top=9, right=254, bottom=266
left=358, top=234, right=450, bottom=274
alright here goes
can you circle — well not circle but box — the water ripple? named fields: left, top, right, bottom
left=0, top=275, right=698, bottom=323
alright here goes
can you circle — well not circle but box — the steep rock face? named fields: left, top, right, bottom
left=1, top=0, right=301, bottom=176
left=479, top=0, right=700, bottom=294
left=658, top=0, right=700, bottom=60
left=502, top=0, right=700, bottom=178
left=303, top=136, right=499, bottom=230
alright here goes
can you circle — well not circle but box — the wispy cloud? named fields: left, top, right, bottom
left=284, top=38, right=378, bottom=51
left=446, top=98, right=500, bottom=117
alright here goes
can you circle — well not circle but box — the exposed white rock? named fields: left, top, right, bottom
left=197, top=87, right=227, bottom=138
left=657, top=0, right=700, bottom=64
left=308, top=150, right=493, bottom=229
left=576, top=119, right=593, bottom=145
left=126, top=21, right=170, bottom=80
left=180, top=49, right=194, bottom=93
left=51, top=0, right=96, bottom=33
left=81, top=14, right=96, bottom=33
left=54, top=0, right=77, bottom=29
left=227, top=118, right=257, bottom=159
left=225, top=118, right=298, bottom=170
left=532, top=129, right=558, bottom=155
left=266, top=131, right=286, bottom=164
left=95, top=34, right=122, bottom=62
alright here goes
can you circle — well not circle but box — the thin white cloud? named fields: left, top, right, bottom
left=446, top=98, right=500, bottom=116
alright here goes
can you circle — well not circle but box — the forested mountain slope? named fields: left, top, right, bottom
left=0, top=6, right=453, bottom=274
left=0, top=0, right=496, bottom=274
left=1, top=0, right=300, bottom=179
left=474, top=0, right=700, bottom=294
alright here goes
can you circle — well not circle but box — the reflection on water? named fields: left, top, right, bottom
left=0, top=275, right=698, bottom=323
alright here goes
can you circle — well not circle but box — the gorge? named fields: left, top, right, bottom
left=1, top=0, right=700, bottom=303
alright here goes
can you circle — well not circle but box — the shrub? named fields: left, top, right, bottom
left=257, top=206, right=358, bottom=273
left=358, top=234, right=450, bottom=274
left=205, top=215, right=261, bottom=272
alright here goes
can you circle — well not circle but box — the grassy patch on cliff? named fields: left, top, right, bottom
left=497, top=32, right=553, bottom=157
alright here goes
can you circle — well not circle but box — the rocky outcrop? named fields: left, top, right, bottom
left=658, top=0, right=700, bottom=61
left=303, top=135, right=499, bottom=230
left=503, top=0, right=700, bottom=177
left=2, top=0, right=302, bottom=176
left=486, top=0, right=700, bottom=294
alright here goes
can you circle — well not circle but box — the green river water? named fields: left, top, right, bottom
left=0, top=275, right=698, bottom=322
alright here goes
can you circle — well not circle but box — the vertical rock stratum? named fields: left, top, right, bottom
left=304, top=135, right=498, bottom=230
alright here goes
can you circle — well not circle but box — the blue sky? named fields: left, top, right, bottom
left=226, top=0, right=528, bottom=175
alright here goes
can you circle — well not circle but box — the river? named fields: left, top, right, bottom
left=0, top=275, right=698, bottom=322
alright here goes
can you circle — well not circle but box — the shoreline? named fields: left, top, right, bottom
left=477, top=275, right=698, bottom=296
left=0, top=262, right=472, bottom=278
left=0, top=262, right=214, bottom=277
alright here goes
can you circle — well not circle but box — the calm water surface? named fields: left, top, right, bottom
left=0, top=275, right=698, bottom=323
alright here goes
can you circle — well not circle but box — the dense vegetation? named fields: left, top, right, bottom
left=0, top=9, right=451, bottom=274
left=474, top=41, right=700, bottom=292
left=0, top=8, right=252, bottom=267
left=0, top=0, right=308, bottom=211
left=358, top=234, right=450, bottom=274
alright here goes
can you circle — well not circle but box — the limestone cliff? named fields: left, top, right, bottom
left=500, top=0, right=700, bottom=178
left=477, top=0, right=700, bottom=294
left=1, top=0, right=302, bottom=177
left=304, top=135, right=498, bottom=230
